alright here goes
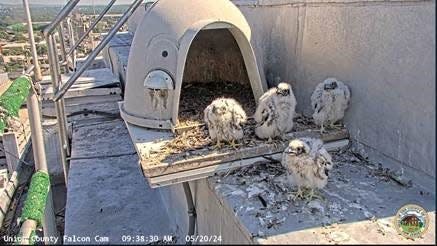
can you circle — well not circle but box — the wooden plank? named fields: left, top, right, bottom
left=148, top=139, right=350, bottom=188
left=143, top=129, right=348, bottom=177
left=125, top=122, right=349, bottom=179
left=2, top=133, right=20, bottom=176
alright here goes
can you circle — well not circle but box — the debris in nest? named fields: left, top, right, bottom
left=372, top=164, right=413, bottom=187
left=257, top=194, right=267, bottom=207
left=387, top=168, right=413, bottom=187
left=142, top=83, right=323, bottom=165
left=307, top=200, right=325, bottom=214
left=247, top=185, right=264, bottom=199
left=293, top=113, right=319, bottom=131
left=350, top=142, right=369, bottom=161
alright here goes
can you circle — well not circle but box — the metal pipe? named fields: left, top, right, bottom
left=53, top=0, right=143, bottom=101
left=66, top=0, right=117, bottom=57
left=183, top=182, right=196, bottom=243
left=22, top=0, right=42, bottom=81
left=66, top=18, right=77, bottom=71
left=19, top=220, right=37, bottom=245
left=27, top=87, right=59, bottom=241
left=50, top=34, right=71, bottom=157
left=46, top=34, right=70, bottom=184
left=25, top=64, right=35, bottom=75
left=57, top=25, right=68, bottom=70
left=43, top=0, right=80, bottom=36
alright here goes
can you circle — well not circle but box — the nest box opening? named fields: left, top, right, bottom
left=177, top=28, right=257, bottom=127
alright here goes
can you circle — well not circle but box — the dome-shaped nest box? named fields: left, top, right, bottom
left=120, top=0, right=267, bottom=129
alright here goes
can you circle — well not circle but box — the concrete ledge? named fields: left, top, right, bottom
left=158, top=151, right=435, bottom=244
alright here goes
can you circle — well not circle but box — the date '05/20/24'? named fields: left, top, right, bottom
left=121, top=235, right=222, bottom=243
left=185, top=235, right=223, bottom=243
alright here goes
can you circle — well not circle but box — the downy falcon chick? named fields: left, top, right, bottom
left=281, top=137, right=333, bottom=200
left=254, top=82, right=297, bottom=140
left=204, top=98, right=247, bottom=148
left=311, top=78, right=351, bottom=132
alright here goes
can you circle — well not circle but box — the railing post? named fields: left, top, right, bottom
left=22, top=0, right=42, bottom=81
left=54, top=0, right=144, bottom=101
left=66, top=17, right=77, bottom=71
left=46, top=33, right=70, bottom=185
left=57, top=25, right=68, bottom=72
left=27, top=84, right=58, bottom=242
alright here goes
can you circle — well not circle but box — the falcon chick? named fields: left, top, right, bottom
left=254, top=82, right=297, bottom=140
left=204, top=98, right=247, bottom=148
left=281, top=137, right=333, bottom=200
left=311, top=78, right=351, bottom=133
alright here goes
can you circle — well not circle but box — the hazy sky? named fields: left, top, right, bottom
left=0, top=0, right=134, bottom=5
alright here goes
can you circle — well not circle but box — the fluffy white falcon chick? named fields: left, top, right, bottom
left=254, top=82, right=296, bottom=140
left=281, top=137, right=333, bottom=200
left=311, top=78, right=351, bottom=133
left=204, top=98, right=247, bottom=148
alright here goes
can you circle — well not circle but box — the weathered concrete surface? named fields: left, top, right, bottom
left=64, top=120, right=175, bottom=244
left=209, top=151, right=435, bottom=244
left=235, top=0, right=436, bottom=180
left=156, top=149, right=435, bottom=244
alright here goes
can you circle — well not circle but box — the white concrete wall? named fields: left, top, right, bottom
left=158, top=180, right=253, bottom=243
left=233, top=0, right=436, bottom=178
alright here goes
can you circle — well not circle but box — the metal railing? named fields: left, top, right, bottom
left=43, top=0, right=143, bottom=185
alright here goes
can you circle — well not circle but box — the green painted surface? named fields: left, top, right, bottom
left=21, top=171, right=50, bottom=227
left=0, top=75, right=31, bottom=134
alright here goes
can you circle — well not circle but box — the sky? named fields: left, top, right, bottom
left=0, top=0, right=133, bottom=5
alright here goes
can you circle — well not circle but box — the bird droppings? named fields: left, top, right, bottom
left=208, top=146, right=435, bottom=240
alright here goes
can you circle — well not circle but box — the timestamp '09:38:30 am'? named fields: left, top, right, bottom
left=121, top=235, right=173, bottom=243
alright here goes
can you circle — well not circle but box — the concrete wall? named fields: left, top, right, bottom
left=158, top=180, right=253, bottom=244
left=233, top=0, right=436, bottom=178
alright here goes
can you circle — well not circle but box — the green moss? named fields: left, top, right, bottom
left=21, top=171, right=50, bottom=227
left=0, top=75, right=31, bottom=134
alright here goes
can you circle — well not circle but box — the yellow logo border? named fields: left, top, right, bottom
left=394, top=204, right=429, bottom=239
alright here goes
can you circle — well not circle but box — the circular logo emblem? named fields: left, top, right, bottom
left=394, top=204, right=429, bottom=239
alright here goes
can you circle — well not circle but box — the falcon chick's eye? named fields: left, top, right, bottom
left=277, top=88, right=290, bottom=96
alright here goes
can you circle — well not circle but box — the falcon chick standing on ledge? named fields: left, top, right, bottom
left=311, top=78, right=351, bottom=133
left=281, top=137, right=333, bottom=200
left=204, top=98, right=247, bottom=148
left=254, top=82, right=296, bottom=141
